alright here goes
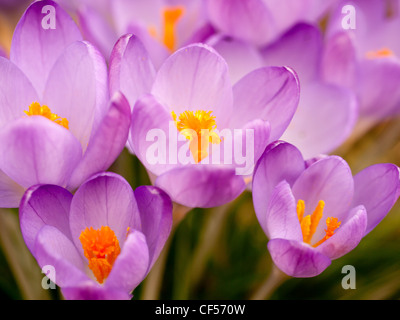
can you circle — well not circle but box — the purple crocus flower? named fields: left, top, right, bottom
left=0, top=0, right=131, bottom=208
left=252, top=141, right=400, bottom=277
left=323, top=0, right=400, bottom=121
left=111, top=35, right=300, bottom=208
left=19, top=172, right=172, bottom=300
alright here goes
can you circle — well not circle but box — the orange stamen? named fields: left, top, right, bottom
left=24, top=102, right=69, bottom=129
left=366, top=47, right=394, bottom=59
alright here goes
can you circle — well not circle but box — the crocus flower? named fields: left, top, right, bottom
left=322, top=0, right=400, bottom=121
left=111, top=35, right=300, bottom=208
left=0, top=0, right=131, bottom=208
left=56, top=0, right=212, bottom=68
left=252, top=141, right=400, bottom=277
left=19, top=172, right=173, bottom=300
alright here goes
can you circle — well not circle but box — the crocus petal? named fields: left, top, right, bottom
left=133, top=186, right=173, bottom=270
left=69, top=172, right=136, bottom=256
left=34, top=225, right=89, bottom=287
left=19, top=184, right=73, bottom=253
left=0, top=170, right=25, bottom=208
left=291, top=156, right=354, bottom=236
left=264, top=181, right=303, bottom=241
left=10, top=0, right=83, bottom=97
left=268, top=238, right=331, bottom=278
left=352, top=163, right=400, bottom=235
left=106, top=230, right=150, bottom=293
left=230, top=66, right=300, bottom=141
left=252, top=141, right=305, bottom=229
left=109, top=34, right=156, bottom=109
left=280, top=82, right=358, bottom=159
left=262, top=22, right=322, bottom=83
left=42, top=41, right=109, bottom=151
left=155, top=165, right=246, bottom=208
left=67, top=92, right=131, bottom=190
left=205, top=0, right=275, bottom=46
left=151, top=43, right=233, bottom=129
left=0, top=117, right=82, bottom=189
left=0, top=57, right=39, bottom=128
left=317, top=205, right=367, bottom=260
left=62, top=282, right=132, bottom=300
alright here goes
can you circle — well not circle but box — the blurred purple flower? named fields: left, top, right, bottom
left=323, top=0, right=400, bottom=121
left=252, top=141, right=400, bottom=277
left=0, top=0, right=131, bottom=208
left=111, top=36, right=300, bottom=208
left=19, top=172, right=172, bottom=300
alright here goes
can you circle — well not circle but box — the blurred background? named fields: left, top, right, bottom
left=0, top=0, right=400, bottom=300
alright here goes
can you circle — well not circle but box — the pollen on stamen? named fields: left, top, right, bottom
left=24, top=102, right=69, bottom=129
left=366, top=47, right=394, bottom=59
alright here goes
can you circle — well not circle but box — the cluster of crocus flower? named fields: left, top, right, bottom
left=0, top=0, right=399, bottom=300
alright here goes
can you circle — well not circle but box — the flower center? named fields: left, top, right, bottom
left=172, top=110, right=221, bottom=163
left=296, top=200, right=341, bottom=247
left=366, top=47, right=394, bottom=59
left=148, top=6, right=185, bottom=52
left=79, top=226, right=121, bottom=284
left=24, top=102, right=69, bottom=129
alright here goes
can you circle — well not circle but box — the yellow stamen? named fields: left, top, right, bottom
left=366, top=47, right=394, bottom=59
left=79, top=226, right=121, bottom=284
left=24, top=102, right=69, bottom=129
left=162, top=6, right=184, bottom=52
left=296, top=200, right=340, bottom=247
left=172, top=110, right=221, bottom=163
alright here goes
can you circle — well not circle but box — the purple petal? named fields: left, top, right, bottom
left=134, top=186, right=173, bottom=270
left=230, top=66, right=300, bottom=141
left=109, top=34, right=156, bottom=110
left=42, top=41, right=109, bottom=151
left=67, top=92, right=131, bottom=190
left=155, top=165, right=246, bottom=208
left=317, top=205, right=367, bottom=260
left=10, top=0, right=83, bottom=97
left=0, top=57, right=39, bottom=128
left=252, top=141, right=306, bottom=230
left=264, top=181, right=303, bottom=241
left=267, top=238, right=331, bottom=278
left=0, top=169, right=25, bottom=208
left=151, top=43, right=233, bottom=129
left=281, top=82, right=358, bottom=159
left=34, top=225, right=89, bottom=287
left=291, top=156, right=354, bottom=242
left=262, top=22, right=323, bottom=83
left=352, top=163, right=400, bottom=235
left=0, top=117, right=82, bottom=189
left=62, top=283, right=132, bottom=300
left=106, top=230, right=149, bottom=293
left=19, top=184, right=73, bottom=253
left=69, top=172, right=136, bottom=257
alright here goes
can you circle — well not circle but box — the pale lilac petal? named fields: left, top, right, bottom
left=280, top=82, right=358, bottom=159
left=155, top=165, right=246, bottom=208
left=151, top=43, right=233, bottom=129
left=42, top=41, right=109, bottom=151
left=291, top=156, right=354, bottom=239
left=0, top=170, right=25, bottom=208
left=10, top=0, right=83, bottom=97
left=133, top=186, right=173, bottom=270
left=109, top=34, right=156, bottom=110
left=34, top=225, right=89, bottom=287
left=62, top=283, right=131, bottom=300
left=262, top=22, right=322, bottom=83
left=106, top=230, right=149, bottom=293
left=352, top=163, right=400, bottom=235
left=0, top=117, right=82, bottom=189
left=252, top=141, right=305, bottom=232
left=69, top=173, right=136, bottom=256
left=317, top=205, right=367, bottom=260
left=20, top=184, right=73, bottom=253
left=0, top=57, right=39, bottom=128
left=264, top=181, right=303, bottom=241
left=205, top=0, right=275, bottom=46
left=67, top=92, right=131, bottom=190
left=230, top=66, right=300, bottom=141
left=268, top=238, right=331, bottom=278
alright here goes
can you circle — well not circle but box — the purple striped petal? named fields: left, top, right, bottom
left=62, top=282, right=132, bottom=300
